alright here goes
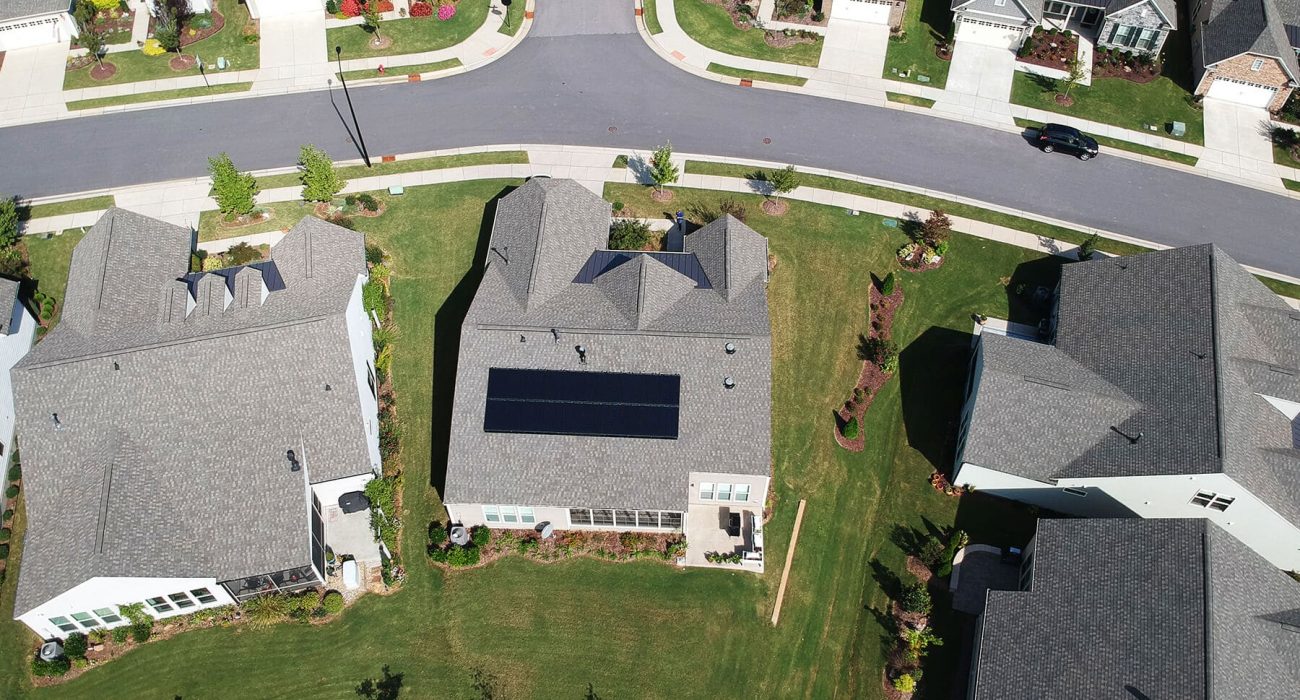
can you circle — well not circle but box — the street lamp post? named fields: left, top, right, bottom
left=334, top=45, right=372, bottom=168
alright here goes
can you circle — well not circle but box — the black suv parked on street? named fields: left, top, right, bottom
left=1037, top=123, right=1100, bottom=160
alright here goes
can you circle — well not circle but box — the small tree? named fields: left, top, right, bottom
left=919, top=209, right=952, bottom=249
left=900, top=581, right=932, bottom=615
left=0, top=196, right=18, bottom=249
left=649, top=142, right=678, bottom=193
left=608, top=219, right=651, bottom=250
left=1077, top=232, right=1099, bottom=261
left=361, top=1, right=383, bottom=41
left=766, top=165, right=800, bottom=200
left=1062, top=57, right=1086, bottom=100
left=152, top=5, right=182, bottom=54
left=78, top=24, right=107, bottom=69
left=880, top=271, right=897, bottom=296
left=299, top=145, right=346, bottom=203
left=208, top=152, right=260, bottom=220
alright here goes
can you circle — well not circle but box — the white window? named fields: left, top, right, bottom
left=993, top=0, right=1005, bottom=6
left=569, top=508, right=593, bottom=526
left=734, top=484, right=751, bottom=502
left=717, top=483, right=733, bottom=501
left=519, top=507, right=535, bottom=524
left=1191, top=490, right=1235, bottom=511
left=483, top=505, right=501, bottom=523
left=94, top=607, right=122, bottom=623
left=637, top=510, right=660, bottom=528
left=501, top=506, right=518, bottom=524
left=661, top=511, right=683, bottom=530
left=700, top=482, right=715, bottom=500
left=71, top=612, right=99, bottom=629
left=190, top=589, right=217, bottom=605
left=1250, top=58, right=1265, bottom=71
left=49, top=617, right=77, bottom=633
left=146, top=597, right=173, bottom=614
left=592, top=509, right=615, bottom=526
left=169, top=592, right=195, bottom=609
left=615, top=509, right=637, bottom=527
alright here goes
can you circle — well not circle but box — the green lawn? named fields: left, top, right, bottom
left=886, top=92, right=936, bottom=108
left=883, top=0, right=951, bottom=88
left=674, top=0, right=822, bottom=67
left=6, top=179, right=1054, bottom=698
left=498, top=0, right=525, bottom=36
left=227, top=150, right=529, bottom=193
left=1273, top=139, right=1300, bottom=168
left=17, top=196, right=115, bottom=221
left=65, top=82, right=252, bottom=110
left=643, top=0, right=664, bottom=35
left=1009, top=70, right=1203, bottom=145
left=1013, top=118, right=1198, bottom=166
left=197, top=200, right=317, bottom=242
left=339, top=58, right=461, bottom=81
left=63, top=0, right=258, bottom=90
left=707, top=62, right=808, bottom=86
left=23, top=229, right=87, bottom=327
left=1285, top=179, right=1300, bottom=192
left=327, top=1, right=489, bottom=58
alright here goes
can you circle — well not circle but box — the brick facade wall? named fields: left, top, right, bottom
left=1195, top=53, right=1295, bottom=112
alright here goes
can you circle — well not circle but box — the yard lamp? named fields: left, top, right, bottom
left=334, top=45, right=373, bottom=168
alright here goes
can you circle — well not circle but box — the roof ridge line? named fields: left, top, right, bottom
left=474, top=322, right=764, bottom=339
left=1202, top=523, right=1215, bottom=699
left=1209, top=249, right=1228, bottom=468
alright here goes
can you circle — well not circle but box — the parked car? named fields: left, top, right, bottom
left=1036, top=124, right=1099, bottom=160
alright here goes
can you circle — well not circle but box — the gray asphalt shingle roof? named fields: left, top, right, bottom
left=12, top=210, right=372, bottom=616
left=444, top=180, right=772, bottom=512
left=0, top=0, right=70, bottom=22
left=1197, top=0, right=1300, bottom=82
left=960, top=245, right=1300, bottom=522
left=950, top=0, right=1040, bottom=23
left=971, top=518, right=1300, bottom=700
left=0, top=277, right=20, bottom=335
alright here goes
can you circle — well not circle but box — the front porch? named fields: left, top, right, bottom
left=685, top=504, right=765, bottom=573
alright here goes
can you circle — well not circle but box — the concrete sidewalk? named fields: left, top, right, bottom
left=19, top=143, right=1300, bottom=305
left=0, top=2, right=533, bottom=128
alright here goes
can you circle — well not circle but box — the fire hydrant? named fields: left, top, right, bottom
left=378, top=64, right=385, bottom=76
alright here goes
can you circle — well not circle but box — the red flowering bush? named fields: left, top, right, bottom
left=437, top=3, right=456, bottom=20
left=376, top=0, right=394, bottom=10
left=410, top=1, right=433, bottom=16
left=340, top=0, right=362, bottom=16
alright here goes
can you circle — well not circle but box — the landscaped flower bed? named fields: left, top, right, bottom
left=835, top=274, right=902, bottom=452
left=1091, top=46, right=1161, bottom=83
left=774, top=0, right=828, bottom=26
left=1016, top=27, right=1078, bottom=70
left=428, top=524, right=687, bottom=570
left=70, top=6, right=135, bottom=48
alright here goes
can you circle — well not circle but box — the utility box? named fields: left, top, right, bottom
left=1170, top=121, right=1187, bottom=138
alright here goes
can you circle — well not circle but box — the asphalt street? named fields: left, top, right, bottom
left=2, top=3, right=1299, bottom=274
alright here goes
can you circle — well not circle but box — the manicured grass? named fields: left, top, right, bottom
left=23, top=228, right=87, bottom=327
left=707, top=62, right=807, bottom=86
left=498, top=0, right=526, bottom=36
left=338, top=58, right=461, bottom=81
left=11, top=179, right=1050, bottom=698
left=643, top=0, right=664, bottom=35
left=65, top=82, right=252, bottom=110
left=674, top=0, right=822, bottom=67
left=17, top=196, right=114, bottom=221
left=882, top=0, right=950, bottom=88
left=613, top=154, right=629, bottom=168
left=886, top=92, right=935, bottom=108
left=237, top=150, right=530, bottom=192
left=196, top=200, right=317, bottom=242
left=1285, top=178, right=1300, bottom=192
left=1272, top=136, right=1300, bottom=168
left=684, top=160, right=1154, bottom=256
left=63, top=1, right=258, bottom=90
left=0, top=492, right=31, bottom=700
left=326, top=1, right=489, bottom=58
left=1009, top=71, right=1204, bottom=145
left=1013, top=118, right=1199, bottom=166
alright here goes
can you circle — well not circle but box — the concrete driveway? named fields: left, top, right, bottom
left=946, top=40, right=1016, bottom=101
left=0, top=43, right=70, bottom=124
left=816, top=18, right=889, bottom=79
left=1199, top=97, right=1278, bottom=183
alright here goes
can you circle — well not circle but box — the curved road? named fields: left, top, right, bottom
left=3, top=3, right=1300, bottom=275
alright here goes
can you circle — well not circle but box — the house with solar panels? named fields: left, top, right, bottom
left=10, top=210, right=383, bottom=641
left=954, top=244, right=1300, bottom=571
left=443, top=178, right=773, bottom=570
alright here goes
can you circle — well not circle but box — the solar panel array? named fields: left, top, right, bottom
left=484, top=368, right=681, bottom=439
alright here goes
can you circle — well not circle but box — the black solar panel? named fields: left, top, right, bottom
left=484, top=368, right=681, bottom=439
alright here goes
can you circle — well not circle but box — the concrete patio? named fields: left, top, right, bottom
left=324, top=503, right=383, bottom=567
left=685, top=503, right=765, bottom=572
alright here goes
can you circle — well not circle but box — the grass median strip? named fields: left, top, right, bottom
left=886, top=92, right=935, bottom=108
left=683, top=159, right=1300, bottom=298
left=643, top=0, right=664, bottom=34
left=1013, top=118, right=1198, bottom=166
left=498, top=0, right=526, bottom=36
left=338, top=58, right=462, bottom=82
left=226, top=151, right=530, bottom=193
left=66, top=82, right=253, bottom=111
left=18, top=195, right=115, bottom=221
left=1285, top=179, right=1300, bottom=193
left=706, top=63, right=807, bottom=87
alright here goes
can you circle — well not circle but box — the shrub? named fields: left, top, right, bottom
left=208, top=153, right=260, bottom=219
left=356, top=193, right=379, bottom=212
left=2, top=508, right=12, bottom=521
left=62, top=632, right=88, bottom=659
left=130, top=622, right=151, bottom=642
left=428, top=522, right=448, bottom=546
left=437, top=3, right=456, bottom=20
left=447, top=545, right=481, bottom=567
left=900, top=581, right=932, bottom=615
left=242, top=32, right=260, bottom=44
left=427, top=546, right=449, bottom=563
left=919, top=210, right=952, bottom=248
left=935, top=240, right=950, bottom=257
left=326, top=0, right=339, bottom=11
left=89, top=0, right=119, bottom=10
left=919, top=537, right=945, bottom=569
left=0, top=196, right=18, bottom=250
left=365, top=243, right=385, bottom=265
left=0, top=528, right=9, bottom=543
left=470, top=525, right=490, bottom=548
left=341, top=0, right=362, bottom=16
left=362, top=280, right=387, bottom=317
left=410, top=1, right=433, bottom=16
left=322, top=590, right=345, bottom=615
left=841, top=416, right=859, bottom=440
left=5, top=484, right=17, bottom=499
left=298, top=144, right=346, bottom=203
left=1077, top=233, right=1099, bottom=261
left=241, top=594, right=293, bottom=627
left=111, top=626, right=129, bottom=643
left=225, top=242, right=262, bottom=266
left=893, top=674, right=916, bottom=693
left=880, top=272, right=896, bottom=296
left=718, top=197, right=747, bottom=222
left=330, top=216, right=356, bottom=230
left=609, top=219, right=651, bottom=250
left=31, top=656, right=71, bottom=677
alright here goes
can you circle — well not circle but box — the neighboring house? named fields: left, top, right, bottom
left=949, top=0, right=1175, bottom=55
left=0, top=1, right=76, bottom=52
left=968, top=518, right=1300, bottom=699
left=12, top=209, right=381, bottom=641
left=954, top=244, right=1300, bottom=571
left=0, top=278, right=37, bottom=470
left=443, top=179, right=773, bottom=570
left=1190, top=0, right=1300, bottom=111
left=243, top=0, right=321, bottom=19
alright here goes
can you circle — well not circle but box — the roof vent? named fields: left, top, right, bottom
left=723, top=376, right=736, bottom=389
left=287, top=449, right=301, bottom=472
left=724, top=342, right=736, bottom=355
left=576, top=345, right=588, bottom=364
left=1269, top=364, right=1297, bottom=376
left=551, top=328, right=560, bottom=343
left=51, top=413, right=61, bottom=429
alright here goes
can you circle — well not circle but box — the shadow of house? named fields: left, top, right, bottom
left=428, top=186, right=515, bottom=497
left=899, top=325, right=976, bottom=472
left=1003, top=255, right=1062, bottom=326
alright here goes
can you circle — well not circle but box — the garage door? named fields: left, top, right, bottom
left=955, top=17, right=1022, bottom=50
left=1206, top=78, right=1277, bottom=108
left=0, top=16, right=65, bottom=52
left=835, top=0, right=892, bottom=24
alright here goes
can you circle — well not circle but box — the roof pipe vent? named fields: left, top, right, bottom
left=724, top=342, right=736, bottom=355
left=51, top=413, right=62, bottom=429
left=576, top=345, right=587, bottom=364
left=287, top=449, right=301, bottom=472
left=723, top=376, right=736, bottom=389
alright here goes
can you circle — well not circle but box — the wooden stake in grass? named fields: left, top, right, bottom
left=771, top=498, right=807, bottom=627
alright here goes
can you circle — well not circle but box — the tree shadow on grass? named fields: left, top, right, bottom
left=428, top=185, right=516, bottom=498
left=355, top=665, right=404, bottom=699
left=1024, top=71, right=1058, bottom=94
left=898, top=325, right=973, bottom=474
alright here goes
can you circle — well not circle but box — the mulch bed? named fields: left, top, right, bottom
left=834, top=282, right=903, bottom=452
left=881, top=669, right=914, bottom=700
left=761, top=198, right=789, bottom=216
left=1054, top=93, right=1075, bottom=106
left=430, top=528, right=686, bottom=572
left=1091, top=50, right=1161, bottom=83
left=774, top=0, right=831, bottom=27
left=367, top=34, right=395, bottom=50
left=765, top=29, right=818, bottom=49
left=650, top=188, right=675, bottom=203
left=313, top=201, right=388, bottom=219
left=71, top=8, right=136, bottom=49
left=218, top=210, right=274, bottom=230
left=904, top=555, right=932, bottom=585
left=1016, top=29, right=1078, bottom=70
left=149, top=8, right=228, bottom=48
left=704, top=0, right=761, bottom=30
left=934, top=42, right=952, bottom=61
left=89, top=62, right=118, bottom=81
left=898, top=246, right=942, bottom=272
left=169, top=54, right=197, bottom=71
